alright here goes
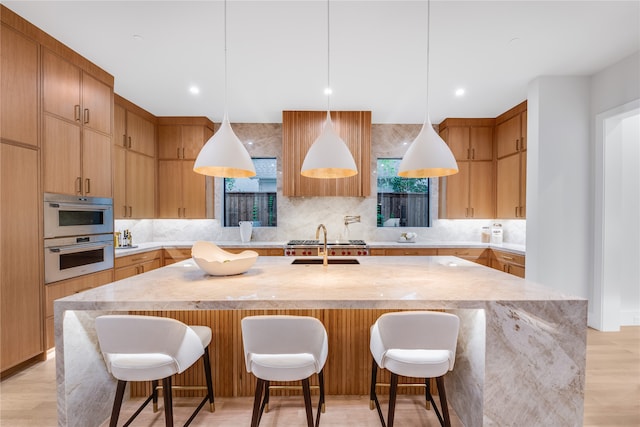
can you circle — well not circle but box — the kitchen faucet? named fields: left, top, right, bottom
left=316, top=224, right=328, bottom=266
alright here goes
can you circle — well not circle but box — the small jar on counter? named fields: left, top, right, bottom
left=481, top=226, right=491, bottom=243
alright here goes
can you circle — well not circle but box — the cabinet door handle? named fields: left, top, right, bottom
left=177, top=147, right=181, bottom=159
left=123, top=206, right=127, bottom=217
left=467, top=148, right=471, bottom=160
left=182, top=148, right=185, bottom=159
left=129, top=206, right=133, bottom=218
left=83, top=108, right=89, bottom=124
left=123, top=135, right=127, bottom=147
left=183, top=207, right=186, bottom=218
left=74, top=105, right=81, bottom=121
left=128, top=136, right=132, bottom=149
left=75, top=177, right=82, bottom=194
left=471, top=207, right=474, bottom=217
left=85, top=178, right=91, bottom=194
left=503, top=255, right=514, bottom=260
left=471, top=148, right=475, bottom=160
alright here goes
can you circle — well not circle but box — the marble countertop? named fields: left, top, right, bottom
left=59, top=255, right=576, bottom=311
left=115, top=240, right=525, bottom=257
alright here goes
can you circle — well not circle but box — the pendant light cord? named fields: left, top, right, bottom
left=425, top=0, right=431, bottom=119
left=224, top=0, right=228, bottom=117
left=326, top=0, right=331, bottom=114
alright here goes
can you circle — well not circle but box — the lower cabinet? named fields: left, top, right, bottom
left=437, top=248, right=490, bottom=266
left=490, top=249, right=526, bottom=278
left=115, top=250, right=162, bottom=280
left=1, top=143, right=43, bottom=372
left=370, top=248, right=438, bottom=256
left=45, top=269, right=114, bottom=349
left=369, top=246, right=523, bottom=276
left=164, top=247, right=284, bottom=266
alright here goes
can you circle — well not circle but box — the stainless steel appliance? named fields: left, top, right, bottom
left=44, top=193, right=113, bottom=238
left=284, top=240, right=368, bottom=257
left=44, top=193, right=114, bottom=284
left=44, top=234, right=114, bottom=283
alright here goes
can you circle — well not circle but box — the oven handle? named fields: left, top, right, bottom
left=48, top=202, right=112, bottom=211
left=48, top=241, right=112, bottom=254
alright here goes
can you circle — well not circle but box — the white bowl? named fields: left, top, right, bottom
left=191, top=241, right=259, bottom=276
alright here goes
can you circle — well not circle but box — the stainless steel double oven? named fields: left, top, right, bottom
left=44, top=193, right=114, bottom=284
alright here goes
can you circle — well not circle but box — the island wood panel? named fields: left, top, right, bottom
left=282, top=111, right=371, bottom=197
left=129, top=309, right=437, bottom=399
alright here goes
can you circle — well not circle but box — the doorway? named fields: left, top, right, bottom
left=592, top=100, right=640, bottom=331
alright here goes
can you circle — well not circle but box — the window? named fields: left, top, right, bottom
left=224, top=158, right=277, bottom=227
left=377, top=158, right=430, bottom=227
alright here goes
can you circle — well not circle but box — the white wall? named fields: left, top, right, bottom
left=526, top=77, right=591, bottom=298
left=528, top=51, right=640, bottom=328
left=620, top=115, right=640, bottom=324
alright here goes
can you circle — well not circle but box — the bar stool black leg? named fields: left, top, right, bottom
left=251, top=378, right=264, bottom=427
left=436, top=376, right=451, bottom=427
left=110, top=380, right=127, bottom=427
left=302, top=378, right=313, bottom=427
left=202, top=345, right=215, bottom=412
left=387, top=373, right=398, bottom=427
left=162, top=377, right=173, bottom=427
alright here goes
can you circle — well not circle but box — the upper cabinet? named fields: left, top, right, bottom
left=42, top=48, right=113, bottom=198
left=282, top=111, right=371, bottom=197
left=157, top=117, right=215, bottom=218
left=1, top=24, right=38, bottom=147
left=438, top=119, right=495, bottom=219
left=113, top=95, right=156, bottom=219
left=496, top=101, right=527, bottom=219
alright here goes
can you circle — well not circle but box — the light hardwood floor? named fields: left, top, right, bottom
left=1, top=327, right=638, bottom=426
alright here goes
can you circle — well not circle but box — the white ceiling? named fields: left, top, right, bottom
left=4, top=1, right=639, bottom=124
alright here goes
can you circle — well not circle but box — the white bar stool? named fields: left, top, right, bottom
left=241, top=315, right=328, bottom=427
left=369, top=311, right=460, bottom=427
left=95, top=315, right=215, bottom=427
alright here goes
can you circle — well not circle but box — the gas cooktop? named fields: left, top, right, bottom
left=286, top=240, right=367, bottom=246
left=284, top=240, right=368, bottom=256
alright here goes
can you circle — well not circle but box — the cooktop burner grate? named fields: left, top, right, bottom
left=286, top=240, right=367, bottom=246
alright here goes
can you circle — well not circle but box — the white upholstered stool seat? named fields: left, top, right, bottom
left=242, top=315, right=328, bottom=427
left=96, top=315, right=215, bottom=427
left=369, top=311, right=459, bottom=427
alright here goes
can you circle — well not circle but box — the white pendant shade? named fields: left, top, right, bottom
left=398, top=116, right=458, bottom=178
left=301, top=113, right=358, bottom=179
left=193, top=114, right=256, bottom=178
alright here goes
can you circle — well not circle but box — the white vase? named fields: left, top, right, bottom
left=239, top=221, right=253, bottom=243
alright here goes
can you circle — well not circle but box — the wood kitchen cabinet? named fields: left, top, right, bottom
left=1, top=24, right=38, bottom=147
left=496, top=101, right=527, bottom=219
left=113, top=96, right=156, bottom=219
left=490, top=249, right=525, bottom=278
left=437, top=247, right=491, bottom=266
left=282, top=111, right=372, bottom=197
left=44, top=269, right=113, bottom=349
left=370, top=248, right=438, bottom=256
left=42, top=48, right=113, bottom=198
left=1, top=143, right=44, bottom=372
left=438, top=119, right=495, bottom=219
left=115, top=250, right=162, bottom=281
left=157, top=117, right=214, bottom=219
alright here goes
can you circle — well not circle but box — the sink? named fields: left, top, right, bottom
left=291, top=258, right=360, bottom=265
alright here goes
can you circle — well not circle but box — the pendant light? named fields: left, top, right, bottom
left=194, top=0, right=255, bottom=178
left=300, top=0, right=357, bottom=179
left=398, top=0, right=458, bottom=178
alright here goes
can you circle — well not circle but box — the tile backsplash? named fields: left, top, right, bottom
left=115, top=123, right=526, bottom=246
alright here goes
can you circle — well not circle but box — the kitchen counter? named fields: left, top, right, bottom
left=115, top=240, right=525, bottom=257
left=55, top=255, right=583, bottom=427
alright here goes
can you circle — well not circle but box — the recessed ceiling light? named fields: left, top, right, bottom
left=455, top=88, right=465, bottom=97
left=132, top=34, right=144, bottom=41
left=324, top=87, right=332, bottom=95
left=189, top=86, right=200, bottom=95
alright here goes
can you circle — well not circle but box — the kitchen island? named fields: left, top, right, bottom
left=54, top=256, right=586, bottom=427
